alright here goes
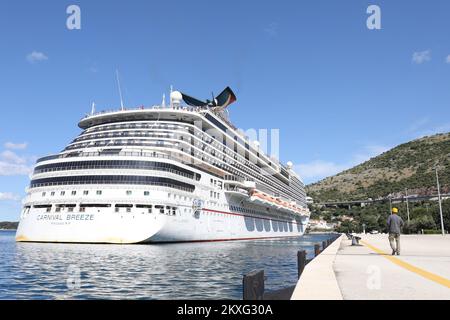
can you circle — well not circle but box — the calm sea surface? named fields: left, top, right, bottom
left=0, top=230, right=333, bottom=300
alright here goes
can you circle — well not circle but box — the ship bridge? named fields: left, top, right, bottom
left=78, top=106, right=204, bottom=129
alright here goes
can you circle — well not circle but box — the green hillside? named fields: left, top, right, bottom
left=306, top=132, right=450, bottom=234
left=0, top=221, right=18, bottom=230
left=307, top=132, right=450, bottom=203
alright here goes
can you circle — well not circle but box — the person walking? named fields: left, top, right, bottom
left=387, top=207, right=404, bottom=255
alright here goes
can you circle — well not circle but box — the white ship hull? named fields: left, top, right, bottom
left=16, top=206, right=307, bottom=244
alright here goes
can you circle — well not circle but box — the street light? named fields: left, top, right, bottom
left=389, top=196, right=392, bottom=215
left=405, top=188, right=410, bottom=223
left=435, top=165, right=445, bottom=236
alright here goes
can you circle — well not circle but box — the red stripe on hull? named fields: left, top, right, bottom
left=147, top=235, right=302, bottom=244
left=202, top=208, right=303, bottom=225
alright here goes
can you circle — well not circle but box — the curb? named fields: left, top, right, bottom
left=290, top=234, right=344, bottom=300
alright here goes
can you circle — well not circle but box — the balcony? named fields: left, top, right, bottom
left=223, top=175, right=256, bottom=190
left=224, top=186, right=249, bottom=198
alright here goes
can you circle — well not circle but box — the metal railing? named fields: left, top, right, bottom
left=37, top=151, right=173, bottom=164
left=224, top=186, right=249, bottom=195
left=34, top=164, right=195, bottom=179
left=30, top=180, right=194, bottom=193
left=80, top=105, right=203, bottom=120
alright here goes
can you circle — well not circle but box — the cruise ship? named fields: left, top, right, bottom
left=16, top=87, right=310, bottom=243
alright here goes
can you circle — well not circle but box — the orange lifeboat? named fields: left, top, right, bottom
left=249, top=190, right=306, bottom=215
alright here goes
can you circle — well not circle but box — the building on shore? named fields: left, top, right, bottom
left=308, top=219, right=336, bottom=231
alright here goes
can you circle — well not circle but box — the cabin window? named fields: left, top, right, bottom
left=136, top=204, right=152, bottom=214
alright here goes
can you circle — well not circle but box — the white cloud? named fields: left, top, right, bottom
left=0, top=162, right=32, bottom=176
left=293, top=144, right=389, bottom=184
left=0, top=150, right=33, bottom=176
left=294, top=161, right=347, bottom=182
left=446, top=55, right=450, bottom=64
left=403, top=116, right=450, bottom=138
left=264, top=22, right=278, bottom=37
left=351, top=145, right=389, bottom=164
left=4, top=142, right=27, bottom=150
left=412, top=50, right=431, bottom=64
left=26, top=51, right=48, bottom=63
left=1, top=150, right=26, bottom=164
left=414, top=122, right=450, bottom=138
left=0, top=192, right=20, bottom=201
left=406, top=117, right=431, bottom=135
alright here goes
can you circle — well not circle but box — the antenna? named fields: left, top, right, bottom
left=162, top=93, right=166, bottom=108
left=91, top=102, right=96, bottom=115
left=116, top=69, right=124, bottom=111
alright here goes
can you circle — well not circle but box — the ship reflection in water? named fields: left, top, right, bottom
left=0, top=231, right=332, bottom=299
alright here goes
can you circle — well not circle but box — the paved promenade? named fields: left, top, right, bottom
left=292, top=234, right=450, bottom=300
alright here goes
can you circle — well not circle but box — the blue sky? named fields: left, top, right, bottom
left=1, top=0, right=450, bottom=220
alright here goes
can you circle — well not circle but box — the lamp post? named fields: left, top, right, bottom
left=405, top=188, right=410, bottom=223
left=435, top=166, right=445, bottom=236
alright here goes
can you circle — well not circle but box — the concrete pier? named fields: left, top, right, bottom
left=291, top=234, right=344, bottom=300
left=291, top=234, right=450, bottom=300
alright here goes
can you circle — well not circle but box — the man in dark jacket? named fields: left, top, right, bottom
left=387, top=207, right=404, bottom=255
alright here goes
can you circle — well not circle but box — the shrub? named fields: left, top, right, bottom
left=422, top=229, right=442, bottom=234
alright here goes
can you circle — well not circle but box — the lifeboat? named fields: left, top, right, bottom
left=249, top=189, right=308, bottom=216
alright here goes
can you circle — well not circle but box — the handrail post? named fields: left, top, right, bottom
left=243, top=270, right=265, bottom=300
left=314, top=244, right=321, bottom=256
left=297, top=250, right=307, bottom=279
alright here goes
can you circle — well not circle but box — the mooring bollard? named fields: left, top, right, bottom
left=351, top=235, right=361, bottom=246
left=297, top=250, right=307, bottom=279
left=314, top=244, right=321, bottom=256
left=243, top=270, right=265, bottom=300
